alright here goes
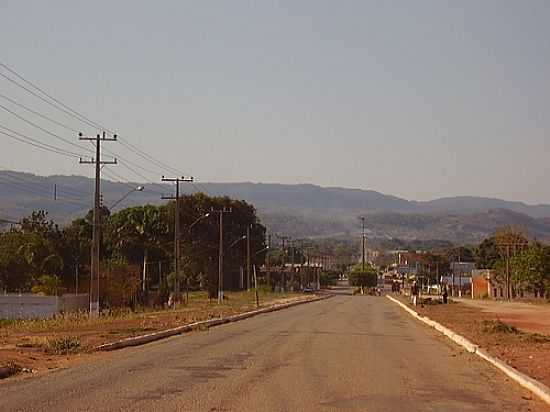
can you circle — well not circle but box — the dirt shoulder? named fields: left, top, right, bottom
left=0, top=291, right=313, bottom=380
left=394, top=294, right=550, bottom=389
left=453, top=298, right=550, bottom=335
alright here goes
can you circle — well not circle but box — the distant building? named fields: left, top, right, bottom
left=471, top=269, right=492, bottom=299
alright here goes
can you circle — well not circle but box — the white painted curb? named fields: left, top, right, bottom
left=385, top=294, right=550, bottom=406
left=96, top=294, right=333, bottom=351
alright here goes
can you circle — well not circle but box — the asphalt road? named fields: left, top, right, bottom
left=1, top=290, right=546, bottom=412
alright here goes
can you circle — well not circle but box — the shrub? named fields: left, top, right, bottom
left=482, top=320, right=519, bottom=334
left=46, top=336, right=82, bottom=354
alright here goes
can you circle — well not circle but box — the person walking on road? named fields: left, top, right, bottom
left=411, top=281, right=419, bottom=306
left=442, top=283, right=448, bottom=304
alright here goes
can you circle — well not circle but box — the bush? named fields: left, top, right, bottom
left=31, top=274, right=65, bottom=296
left=320, top=271, right=339, bottom=287
left=348, top=271, right=377, bottom=288
left=46, top=336, right=82, bottom=354
left=482, top=320, right=519, bottom=334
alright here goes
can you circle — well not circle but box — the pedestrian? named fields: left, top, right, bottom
left=442, top=284, right=448, bottom=304
left=411, top=281, right=419, bottom=306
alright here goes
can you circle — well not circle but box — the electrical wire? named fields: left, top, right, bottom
left=0, top=174, right=89, bottom=206
left=0, top=92, right=80, bottom=133
left=0, top=61, right=199, bottom=183
left=0, top=168, right=92, bottom=198
left=0, top=128, right=80, bottom=159
left=0, top=103, right=94, bottom=155
left=0, top=63, right=102, bottom=131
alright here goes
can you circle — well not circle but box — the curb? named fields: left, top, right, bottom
left=385, top=295, right=550, bottom=406
left=96, top=294, right=333, bottom=352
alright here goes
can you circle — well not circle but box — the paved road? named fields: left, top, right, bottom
left=1, top=290, right=545, bottom=411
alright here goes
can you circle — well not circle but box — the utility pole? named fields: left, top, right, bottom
left=360, top=216, right=366, bottom=272
left=79, top=131, right=117, bottom=317
left=359, top=216, right=367, bottom=294
left=162, top=176, right=194, bottom=308
left=277, top=234, right=291, bottom=292
left=290, top=240, right=296, bottom=291
left=246, top=224, right=251, bottom=291
left=494, top=240, right=528, bottom=300
left=211, top=207, right=232, bottom=304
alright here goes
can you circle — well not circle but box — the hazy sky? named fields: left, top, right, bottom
left=1, top=1, right=550, bottom=203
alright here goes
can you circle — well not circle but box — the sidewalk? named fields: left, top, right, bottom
left=453, top=298, right=550, bottom=335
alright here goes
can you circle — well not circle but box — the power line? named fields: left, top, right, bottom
left=0, top=92, right=80, bottom=133
left=0, top=61, right=209, bottom=195
left=0, top=174, right=89, bottom=206
left=0, top=127, right=80, bottom=159
left=0, top=170, right=91, bottom=201
left=0, top=62, right=191, bottom=177
left=0, top=103, right=94, bottom=155
left=0, top=167, right=92, bottom=198
left=0, top=62, right=103, bottom=131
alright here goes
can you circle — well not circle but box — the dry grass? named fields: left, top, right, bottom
left=1, top=290, right=298, bottom=338
left=0, top=290, right=309, bottom=375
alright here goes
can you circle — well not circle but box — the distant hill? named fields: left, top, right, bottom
left=2, top=170, right=550, bottom=244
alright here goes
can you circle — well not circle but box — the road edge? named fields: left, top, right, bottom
left=385, top=294, right=550, bottom=406
left=95, top=293, right=333, bottom=352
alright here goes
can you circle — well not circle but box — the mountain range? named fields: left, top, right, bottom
left=2, top=170, right=550, bottom=245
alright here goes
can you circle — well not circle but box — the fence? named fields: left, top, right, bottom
left=0, top=294, right=89, bottom=320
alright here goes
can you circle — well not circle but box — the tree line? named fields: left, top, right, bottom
left=0, top=193, right=267, bottom=306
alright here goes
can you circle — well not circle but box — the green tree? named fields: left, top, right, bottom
left=108, top=205, right=168, bottom=293
left=511, top=243, right=549, bottom=298
left=347, top=263, right=378, bottom=288
left=475, top=237, right=500, bottom=269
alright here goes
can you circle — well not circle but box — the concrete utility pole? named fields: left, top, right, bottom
left=211, top=207, right=232, bottom=304
left=162, top=176, right=194, bottom=308
left=266, top=233, right=272, bottom=287
left=277, top=234, right=291, bottom=292
left=359, top=216, right=367, bottom=294
left=360, top=216, right=366, bottom=272
left=246, top=224, right=251, bottom=291
left=79, top=131, right=117, bottom=317
left=496, top=241, right=527, bottom=300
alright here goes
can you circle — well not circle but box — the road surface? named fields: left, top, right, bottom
left=1, top=289, right=545, bottom=411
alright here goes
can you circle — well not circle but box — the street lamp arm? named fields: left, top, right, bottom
left=109, top=186, right=144, bottom=210
left=188, top=212, right=211, bottom=232
left=228, top=234, right=247, bottom=249
left=254, top=246, right=269, bottom=256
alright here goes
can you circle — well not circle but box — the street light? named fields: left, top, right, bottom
left=184, top=212, right=211, bottom=303
left=189, top=212, right=210, bottom=232
left=254, top=246, right=269, bottom=256
left=251, top=246, right=270, bottom=307
left=109, top=186, right=145, bottom=210
left=228, top=235, right=247, bottom=249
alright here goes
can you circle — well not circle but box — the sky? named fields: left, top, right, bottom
left=1, top=1, right=550, bottom=204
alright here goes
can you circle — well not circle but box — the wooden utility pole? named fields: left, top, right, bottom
left=79, top=131, right=117, bottom=317
left=210, top=207, right=232, bottom=304
left=161, top=176, right=193, bottom=308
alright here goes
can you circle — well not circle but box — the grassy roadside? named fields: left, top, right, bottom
left=0, top=290, right=311, bottom=378
left=391, top=294, right=550, bottom=388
